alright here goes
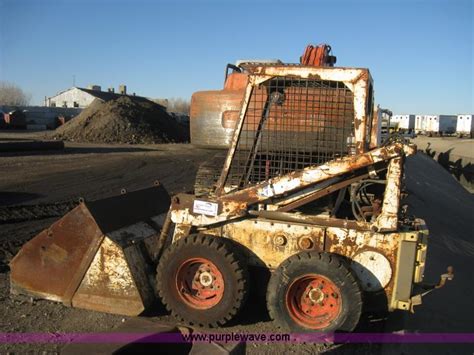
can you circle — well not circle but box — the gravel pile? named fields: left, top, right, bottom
left=54, top=96, right=189, bottom=144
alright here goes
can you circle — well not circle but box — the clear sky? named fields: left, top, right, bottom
left=0, top=0, right=472, bottom=114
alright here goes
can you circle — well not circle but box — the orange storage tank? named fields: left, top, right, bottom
left=190, top=72, right=248, bottom=148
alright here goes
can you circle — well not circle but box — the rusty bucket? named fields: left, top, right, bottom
left=9, top=184, right=171, bottom=316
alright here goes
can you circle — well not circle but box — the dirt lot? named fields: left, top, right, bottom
left=1, top=132, right=473, bottom=354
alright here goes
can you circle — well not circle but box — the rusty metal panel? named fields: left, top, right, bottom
left=10, top=185, right=170, bottom=313
left=217, top=219, right=325, bottom=268
left=72, top=237, right=147, bottom=316
left=324, top=228, right=400, bottom=297
left=109, top=221, right=158, bottom=307
left=190, top=89, right=245, bottom=148
left=199, top=216, right=423, bottom=303
left=374, top=157, right=403, bottom=232
left=223, top=72, right=249, bottom=90
left=10, top=204, right=104, bottom=304
left=72, top=220, right=159, bottom=316
left=370, top=105, right=381, bottom=149
left=249, top=210, right=371, bottom=231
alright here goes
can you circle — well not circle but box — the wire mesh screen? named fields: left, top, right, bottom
left=225, top=77, right=355, bottom=190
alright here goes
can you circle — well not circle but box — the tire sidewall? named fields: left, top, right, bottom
left=158, top=237, right=244, bottom=325
left=268, top=253, right=360, bottom=332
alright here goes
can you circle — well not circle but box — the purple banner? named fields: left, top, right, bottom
left=0, top=332, right=473, bottom=344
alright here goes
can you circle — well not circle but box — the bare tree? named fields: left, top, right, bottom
left=166, top=97, right=190, bottom=115
left=0, top=81, right=31, bottom=106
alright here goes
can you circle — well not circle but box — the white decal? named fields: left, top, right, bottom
left=193, top=200, right=219, bottom=216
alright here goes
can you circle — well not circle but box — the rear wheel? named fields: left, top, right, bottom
left=267, top=251, right=362, bottom=332
left=156, top=234, right=249, bottom=327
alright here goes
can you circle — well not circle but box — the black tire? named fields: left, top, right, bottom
left=156, top=234, right=249, bottom=327
left=267, top=251, right=362, bottom=332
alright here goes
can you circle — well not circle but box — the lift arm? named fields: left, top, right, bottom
left=218, top=142, right=415, bottom=212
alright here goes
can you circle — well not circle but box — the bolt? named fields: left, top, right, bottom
left=275, top=235, right=287, bottom=246
left=299, top=237, right=314, bottom=250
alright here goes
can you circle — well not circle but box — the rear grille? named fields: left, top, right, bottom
left=226, top=77, right=355, bottom=190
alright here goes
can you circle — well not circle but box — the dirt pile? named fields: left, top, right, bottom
left=54, top=96, right=189, bottom=144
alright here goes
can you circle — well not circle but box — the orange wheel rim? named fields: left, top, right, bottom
left=286, top=274, right=342, bottom=329
left=175, top=257, right=225, bottom=309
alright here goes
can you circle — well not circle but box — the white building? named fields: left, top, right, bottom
left=456, top=114, right=474, bottom=137
left=46, top=84, right=146, bottom=108
left=391, top=114, right=415, bottom=132
left=425, top=115, right=457, bottom=135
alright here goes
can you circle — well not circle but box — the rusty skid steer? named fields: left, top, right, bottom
left=10, top=64, right=452, bottom=332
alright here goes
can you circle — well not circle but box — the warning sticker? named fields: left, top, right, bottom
left=193, top=200, right=219, bottom=216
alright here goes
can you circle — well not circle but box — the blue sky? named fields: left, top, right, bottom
left=0, top=0, right=472, bottom=114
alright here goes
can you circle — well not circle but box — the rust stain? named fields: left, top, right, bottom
left=9, top=204, right=104, bottom=304
left=324, top=228, right=400, bottom=298
left=218, top=219, right=325, bottom=269
left=40, top=243, right=68, bottom=264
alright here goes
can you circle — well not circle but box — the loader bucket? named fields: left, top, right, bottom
left=10, top=184, right=171, bottom=316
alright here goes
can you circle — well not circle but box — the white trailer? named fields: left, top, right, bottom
left=456, top=115, right=474, bottom=138
left=415, top=115, right=427, bottom=134
left=425, top=115, right=457, bottom=136
left=391, top=114, right=415, bottom=132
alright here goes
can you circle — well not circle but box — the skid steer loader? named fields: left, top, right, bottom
left=10, top=60, right=452, bottom=332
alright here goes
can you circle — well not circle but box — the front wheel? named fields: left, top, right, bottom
left=266, top=252, right=362, bottom=332
left=156, top=234, right=249, bottom=327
